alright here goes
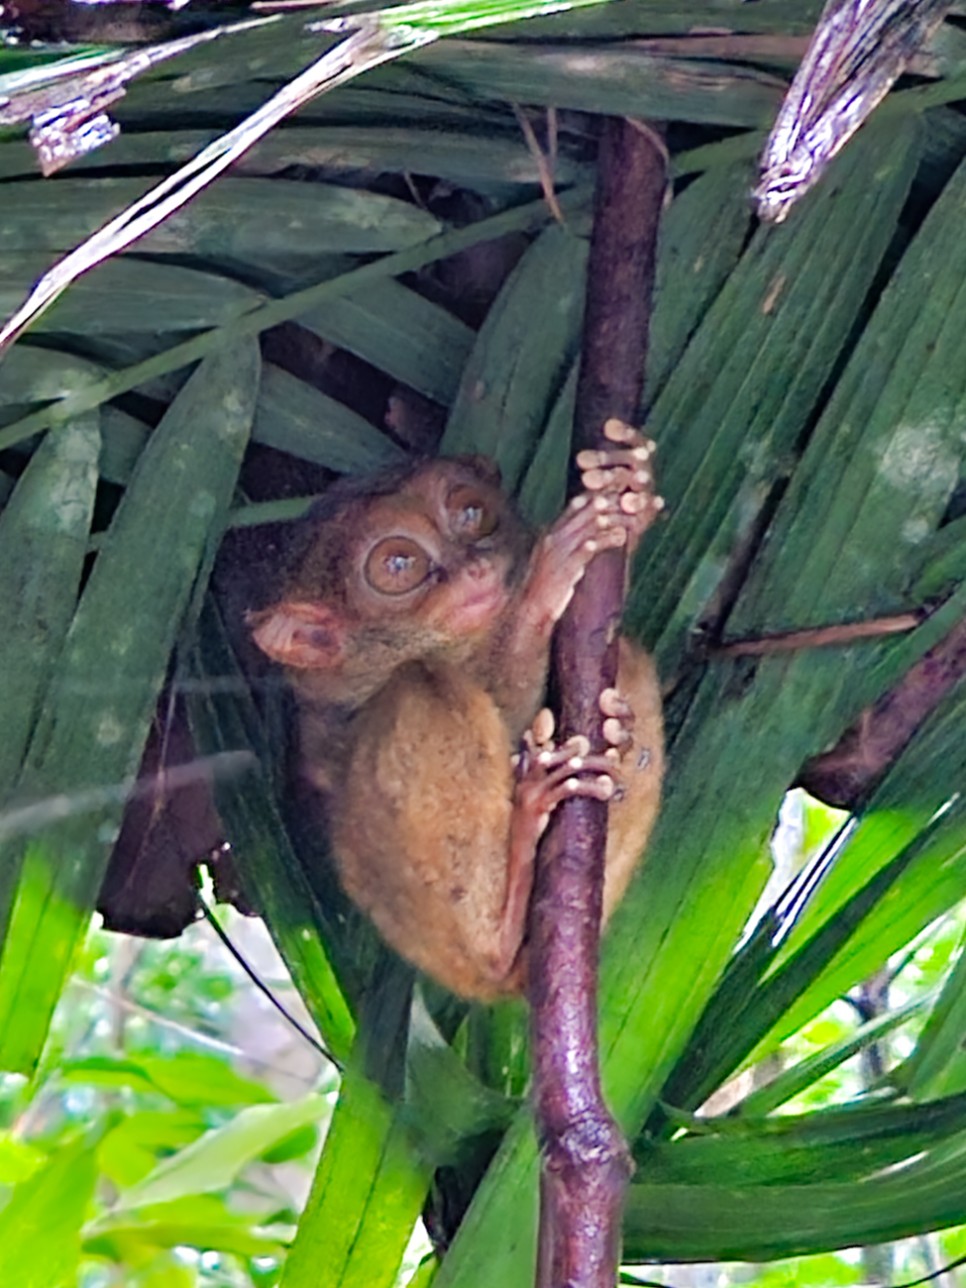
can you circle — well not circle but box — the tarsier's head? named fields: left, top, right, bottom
left=250, top=455, right=534, bottom=674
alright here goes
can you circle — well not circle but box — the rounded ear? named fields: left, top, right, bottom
left=247, top=601, right=345, bottom=669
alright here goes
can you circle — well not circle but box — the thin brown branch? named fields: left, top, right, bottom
left=513, top=105, right=565, bottom=225
left=715, top=611, right=924, bottom=657
left=527, top=117, right=666, bottom=1288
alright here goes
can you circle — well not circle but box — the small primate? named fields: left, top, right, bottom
left=250, top=420, right=664, bottom=1000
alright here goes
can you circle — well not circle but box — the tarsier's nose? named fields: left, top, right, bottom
left=465, top=554, right=495, bottom=578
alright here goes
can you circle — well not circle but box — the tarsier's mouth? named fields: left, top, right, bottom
left=459, top=584, right=507, bottom=615
left=445, top=575, right=510, bottom=632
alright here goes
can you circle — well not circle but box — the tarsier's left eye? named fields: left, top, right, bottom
left=447, top=485, right=499, bottom=540
left=364, top=537, right=433, bottom=595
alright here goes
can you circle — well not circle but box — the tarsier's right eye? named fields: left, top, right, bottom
left=364, top=537, right=433, bottom=595
left=447, top=484, right=499, bottom=541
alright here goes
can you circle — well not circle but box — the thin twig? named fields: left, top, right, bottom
left=513, top=104, right=565, bottom=224
left=715, top=611, right=923, bottom=657
left=527, top=116, right=666, bottom=1288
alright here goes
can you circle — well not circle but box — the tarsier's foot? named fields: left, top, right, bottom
left=513, top=708, right=617, bottom=841
left=510, top=683, right=640, bottom=841
left=599, top=685, right=638, bottom=800
left=496, top=707, right=620, bottom=983
left=495, top=683, right=651, bottom=984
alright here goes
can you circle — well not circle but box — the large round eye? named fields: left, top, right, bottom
left=447, top=484, right=499, bottom=541
left=363, top=537, right=433, bottom=595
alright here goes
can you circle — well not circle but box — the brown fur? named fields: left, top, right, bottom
left=251, top=453, right=663, bottom=999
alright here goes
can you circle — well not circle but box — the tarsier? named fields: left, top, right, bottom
left=250, top=420, right=664, bottom=1000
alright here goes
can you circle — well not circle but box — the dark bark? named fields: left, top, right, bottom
left=98, top=695, right=222, bottom=937
left=527, top=117, right=666, bottom=1288
left=2, top=0, right=241, bottom=45
left=798, top=612, right=966, bottom=809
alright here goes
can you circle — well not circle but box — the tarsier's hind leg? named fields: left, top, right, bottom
left=494, top=715, right=621, bottom=988
left=600, top=639, right=664, bottom=923
left=329, top=661, right=628, bottom=998
left=329, top=662, right=562, bottom=999
left=511, top=642, right=663, bottom=943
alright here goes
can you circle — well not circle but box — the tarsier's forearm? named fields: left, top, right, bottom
left=490, top=422, right=662, bottom=730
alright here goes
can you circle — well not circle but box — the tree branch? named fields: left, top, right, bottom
left=527, top=117, right=666, bottom=1288
left=798, top=611, right=966, bottom=809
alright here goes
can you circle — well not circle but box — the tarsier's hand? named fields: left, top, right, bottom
left=525, top=421, right=664, bottom=631
left=575, top=418, right=664, bottom=559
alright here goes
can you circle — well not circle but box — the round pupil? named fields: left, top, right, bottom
left=387, top=550, right=415, bottom=574
left=364, top=537, right=431, bottom=594
left=449, top=486, right=497, bottom=539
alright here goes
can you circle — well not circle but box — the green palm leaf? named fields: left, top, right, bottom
left=0, top=3, right=964, bottom=1282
